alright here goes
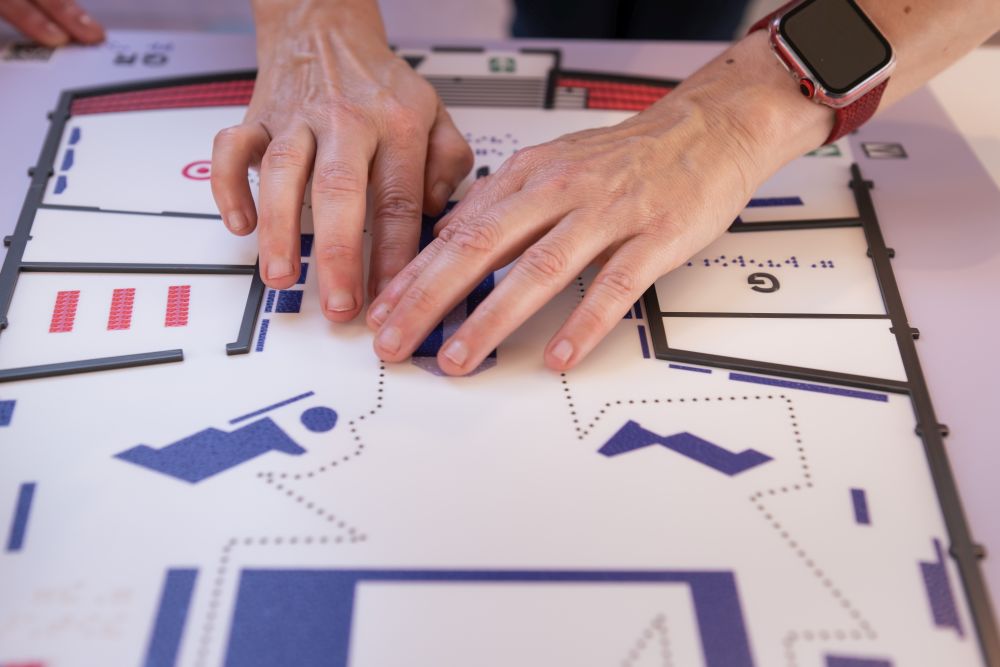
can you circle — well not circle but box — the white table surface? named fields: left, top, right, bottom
left=1, top=29, right=998, bottom=620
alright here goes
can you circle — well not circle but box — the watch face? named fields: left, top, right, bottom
left=780, top=0, right=892, bottom=95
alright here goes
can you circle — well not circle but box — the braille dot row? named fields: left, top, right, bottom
left=621, top=614, right=672, bottom=667
left=259, top=475, right=364, bottom=538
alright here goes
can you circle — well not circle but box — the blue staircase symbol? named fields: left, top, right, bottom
left=599, top=421, right=772, bottom=476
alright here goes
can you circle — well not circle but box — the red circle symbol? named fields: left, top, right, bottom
left=182, top=160, right=212, bottom=180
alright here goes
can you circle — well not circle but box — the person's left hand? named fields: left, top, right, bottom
left=364, top=33, right=833, bottom=375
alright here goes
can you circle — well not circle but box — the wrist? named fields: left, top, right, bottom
left=252, top=0, right=389, bottom=55
left=649, top=31, right=835, bottom=179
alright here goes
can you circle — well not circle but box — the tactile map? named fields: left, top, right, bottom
left=0, top=47, right=996, bottom=667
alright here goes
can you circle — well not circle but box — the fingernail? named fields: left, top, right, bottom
left=326, top=290, right=355, bottom=313
left=431, top=181, right=452, bottom=207
left=442, top=339, right=468, bottom=367
left=267, top=259, right=293, bottom=280
left=551, top=339, right=574, bottom=365
left=369, top=302, right=391, bottom=326
left=376, top=326, right=402, bottom=354
left=78, top=12, right=95, bottom=26
left=227, top=211, right=247, bottom=233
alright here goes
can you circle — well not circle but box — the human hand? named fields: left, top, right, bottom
left=211, top=0, right=472, bottom=321
left=365, top=31, right=834, bottom=375
left=0, top=0, right=104, bottom=47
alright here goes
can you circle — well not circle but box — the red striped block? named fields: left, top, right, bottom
left=165, top=285, right=191, bottom=327
left=48, top=290, right=80, bottom=333
left=107, top=288, right=136, bottom=330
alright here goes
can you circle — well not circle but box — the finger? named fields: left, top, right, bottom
left=371, top=187, right=574, bottom=363
left=368, top=125, right=430, bottom=301
left=211, top=122, right=270, bottom=236
left=423, top=102, right=473, bottom=215
left=0, top=0, right=69, bottom=46
left=436, top=212, right=612, bottom=376
left=34, top=0, right=104, bottom=43
left=544, top=237, right=669, bottom=371
left=311, top=123, right=376, bottom=321
left=257, top=126, right=316, bottom=289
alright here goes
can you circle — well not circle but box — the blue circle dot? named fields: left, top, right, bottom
left=301, top=407, right=338, bottom=433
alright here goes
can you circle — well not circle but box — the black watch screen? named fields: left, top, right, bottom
left=780, top=0, right=892, bottom=94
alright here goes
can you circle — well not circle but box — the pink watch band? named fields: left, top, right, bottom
left=749, top=0, right=888, bottom=144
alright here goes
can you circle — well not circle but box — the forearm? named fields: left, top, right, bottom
left=634, top=0, right=1000, bottom=190
left=251, top=0, right=390, bottom=68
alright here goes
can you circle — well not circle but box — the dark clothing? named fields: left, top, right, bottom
left=512, top=0, right=750, bottom=41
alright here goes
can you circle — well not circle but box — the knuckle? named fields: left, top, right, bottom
left=262, top=139, right=307, bottom=171
left=443, top=215, right=503, bottom=254
left=312, top=160, right=365, bottom=198
left=517, top=242, right=571, bottom=282
left=213, top=126, right=245, bottom=151
left=315, top=240, right=360, bottom=264
left=592, top=268, right=638, bottom=301
left=400, top=282, right=437, bottom=313
left=373, top=186, right=422, bottom=223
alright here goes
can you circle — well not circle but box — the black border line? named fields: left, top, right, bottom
left=0, top=349, right=183, bottom=383
left=19, top=262, right=255, bottom=274
left=728, top=217, right=862, bottom=232
left=660, top=312, right=890, bottom=320
left=643, top=162, right=999, bottom=665
left=39, top=203, right=223, bottom=220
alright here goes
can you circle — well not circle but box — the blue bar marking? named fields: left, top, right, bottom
left=850, top=488, right=871, bottom=525
left=728, top=373, right=888, bottom=402
left=633, top=300, right=643, bottom=320
left=54, top=175, right=68, bottom=194
left=68, top=127, right=81, bottom=145
left=60, top=149, right=75, bottom=172
left=6, top=482, right=36, bottom=552
left=230, top=391, right=315, bottom=425
left=638, top=325, right=650, bottom=359
left=254, top=319, right=270, bottom=352
left=669, top=364, right=712, bottom=374
left=0, top=399, right=15, bottom=426
left=264, top=290, right=275, bottom=314
left=746, top=196, right=804, bottom=207
left=920, top=538, right=964, bottom=637
left=143, top=568, right=198, bottom=667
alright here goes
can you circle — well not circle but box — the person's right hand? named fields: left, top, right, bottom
left=0, top=0, right=104, bottom=47
left=211, top=0, right=473, bottom=322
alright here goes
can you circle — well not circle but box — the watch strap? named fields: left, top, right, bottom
left=748, top=0, right=888, bottom=144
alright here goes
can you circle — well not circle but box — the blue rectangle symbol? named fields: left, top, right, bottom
left=6, top=482, right=36, bottom=552
left=143, top=568, right=199, bottom=667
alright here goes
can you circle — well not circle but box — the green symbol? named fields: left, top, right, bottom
left=489, top=56, right=516, bottom=73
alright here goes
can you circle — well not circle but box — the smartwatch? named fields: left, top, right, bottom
left=749, top=0, right=896, bottom=144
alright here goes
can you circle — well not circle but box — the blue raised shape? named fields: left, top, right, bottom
left=68, top=127, right=81, bottom=145
left=264, top=290, right=275, bottom=314
left=143, top=569, right=198, bottom=667
left=669, top=364, right=712, bottom=374
left=599, top=421, right=771, bottom=476
left=729, top=373, right=888, bottom=402
left=255, top=319, right=270, bottom=352
left=0, top=399, right=14, bottom=426
left=115, top=418, right=307, bottom=483
left=301, top=407, right=337, bottom=433
left=54, top=174, right=68, bottom=194
left=851, top=488, right=871, bottom=525
left=60, top=149, right=74, bottom=171
left=300, top=233, right=314, bottom=258
left=920, top=538, right=964, bottom=637
left=223, top=568, right=753, bottom=667
left=297, top=263, right=309, bottom=285
left=275, top=291, right=303, bottom=313
left=826, top=656, right=892, bottom=667
left=5, top=482, right=36, bottom=552
left=230, top=391, right=315, bottom=425
left=637, top=325, right=650, bottom=359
